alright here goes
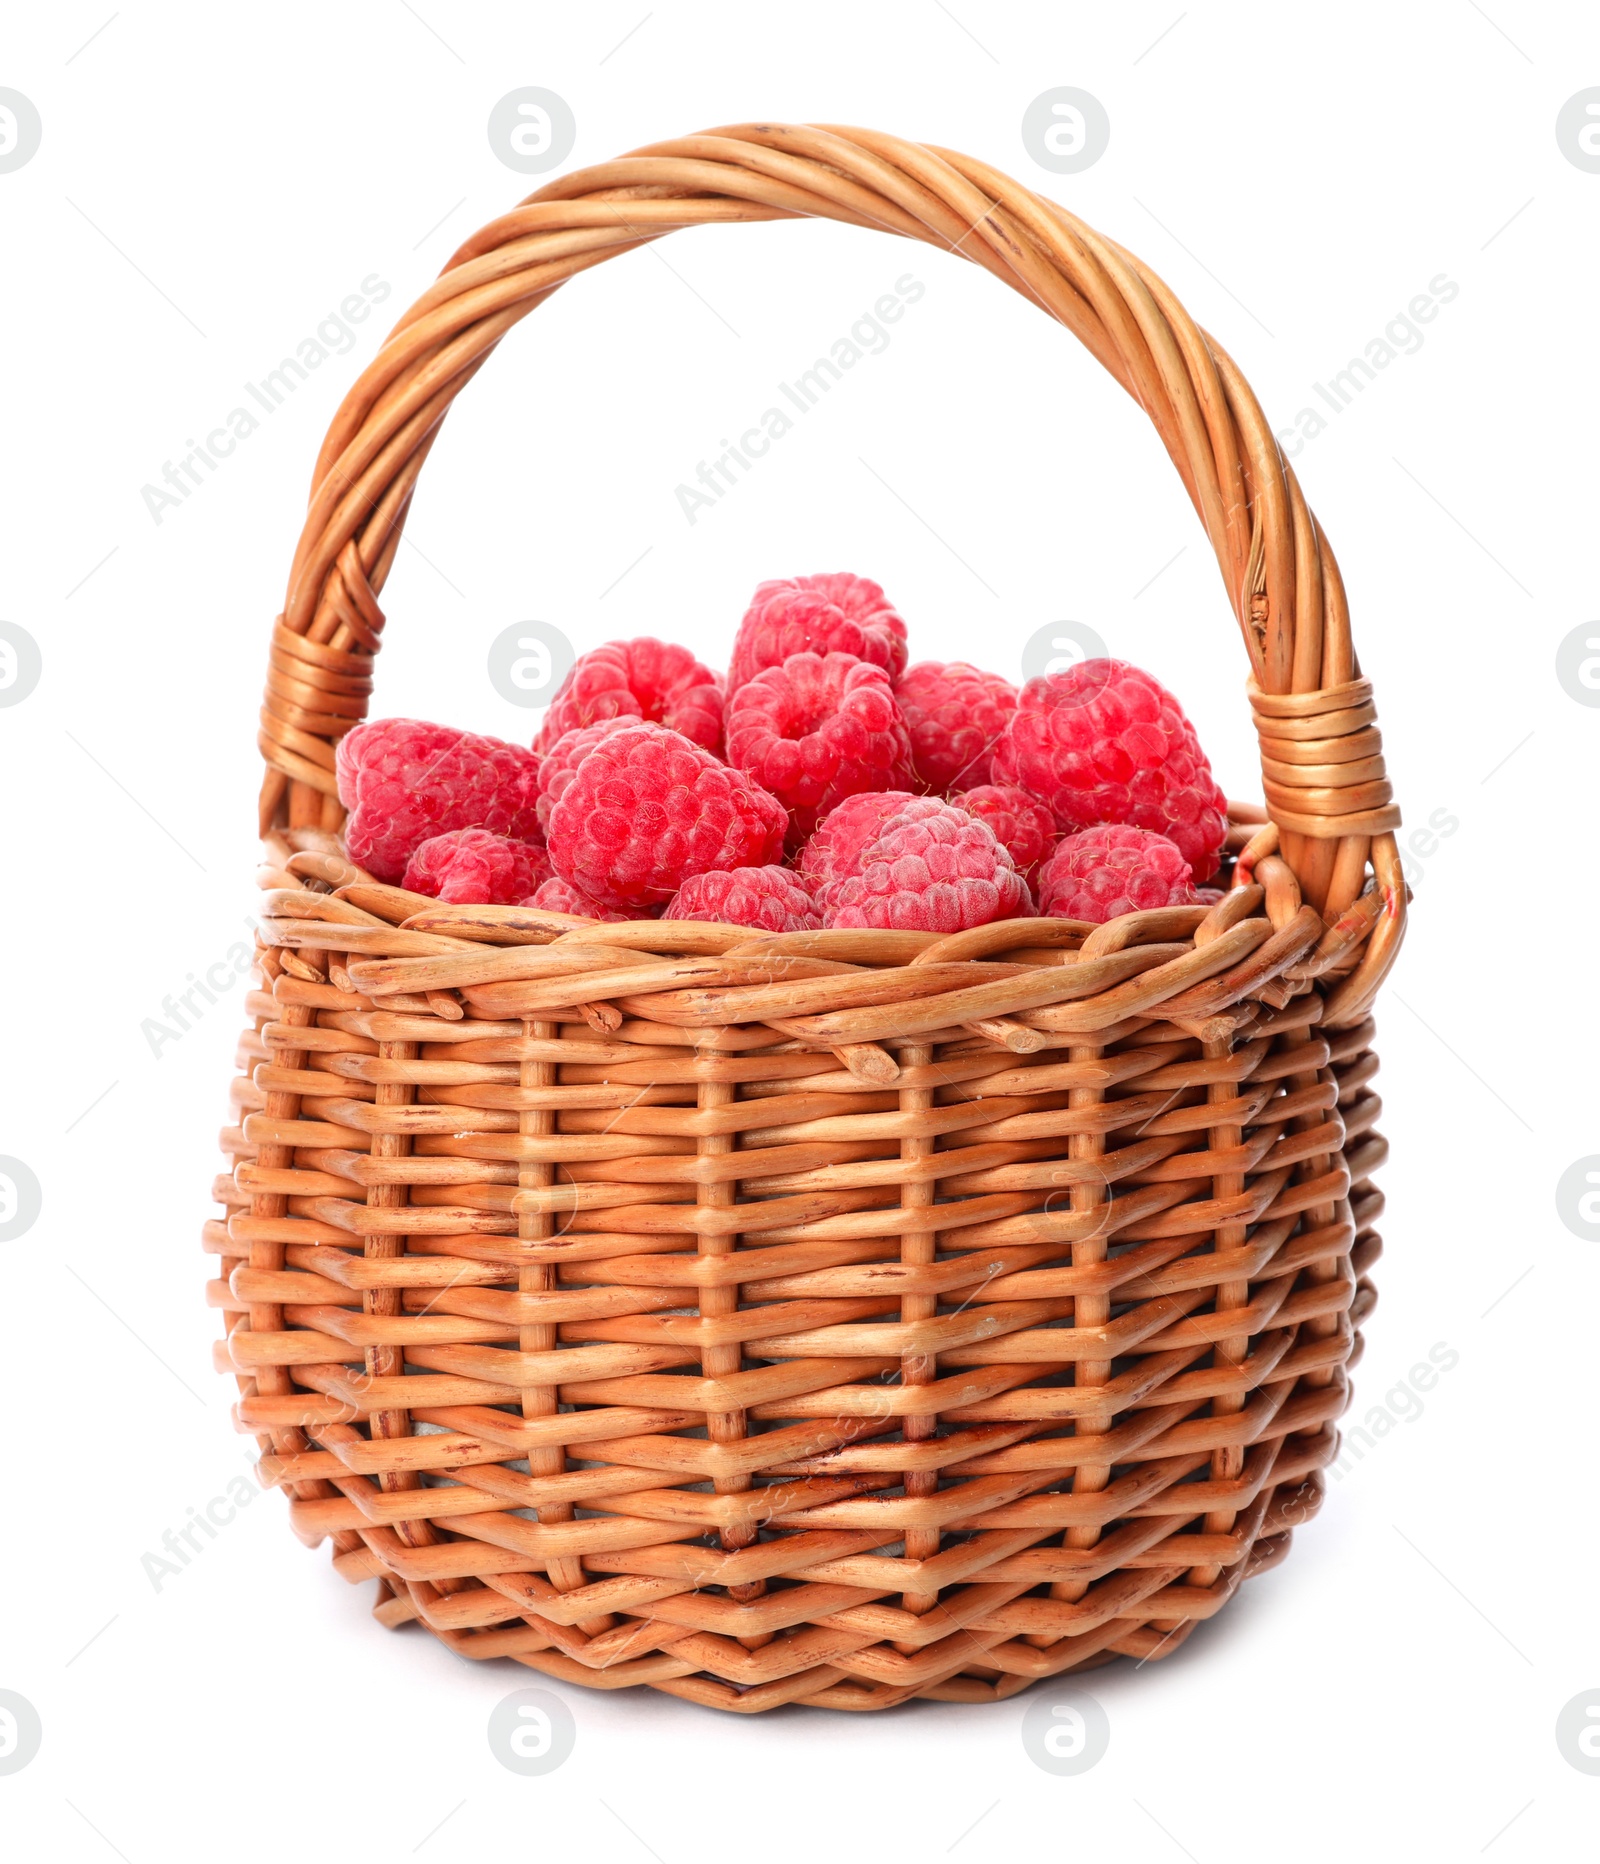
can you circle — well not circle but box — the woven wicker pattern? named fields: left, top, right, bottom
left=214, top=124, right=1405, bottom=1710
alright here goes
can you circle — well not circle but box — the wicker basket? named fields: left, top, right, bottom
left=212, top=123, right=1406, bottom=1713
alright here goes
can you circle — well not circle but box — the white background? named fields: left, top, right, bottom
left=2, top=2, right=1596, bottom=1858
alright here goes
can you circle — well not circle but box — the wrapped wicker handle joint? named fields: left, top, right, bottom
left=216, top=124, right=1403, bottom=1712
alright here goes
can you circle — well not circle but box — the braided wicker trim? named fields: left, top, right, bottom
left=1250, top=676, right=1401, bottom=839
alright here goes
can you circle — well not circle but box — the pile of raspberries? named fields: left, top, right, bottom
left=333, top=573, right=1229, bottom=934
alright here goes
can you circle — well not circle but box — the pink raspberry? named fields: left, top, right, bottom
left=335, top=717, right=543, bottom=884
left=534, top=717, right=637, bottom=835
left=895, top=661, right=1018, bottom=792
left=402, top=828, right=551, bottom=905
left=728, top=573, right=908, bottom=696
left=797, top=790, right=920, bottom=900
left=1036, top=824, right=1197, bottom=923
left=547, top=721, right=787, bottom=911
left=725, top=652, right=913, bottom=845
left=992, top=659, right=1227, bottom=882
left=533, top=637, right=724, bottom=757
left=953, top=785, right=1056, bottom=884
left=824, top=801, right=1032, bottom=932
left=523, top=875, right=645, bottom=922
left=664, top=865, right=821, bottom=933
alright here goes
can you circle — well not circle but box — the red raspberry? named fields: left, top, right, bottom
left=547, top=721, right=787, bottom=911
left=335, top=718, right=542, bottom=884
left=664, top=865, right=821, bottom=932
left=825, top=801, right=1032, bottom=932
left=728, top=573, right=908, bottom=696
left=895, top=661, right=1018, bottom=791
left=1036, top=824, right=1197, bottom=923
left=725, top=652, right=913, bottom=845
left=533, top=637, right=724, bottom=757
left=796, top=790, right=919, bottom=901
left=523, top=875, right=646, bottom=921
left=534, top=718, right=637, bottom=835
left=402, top=828, right=552, bottom=905
left=953, top=785, right=1056, bottom=884
left=992, top=659, right=1227, bottom=882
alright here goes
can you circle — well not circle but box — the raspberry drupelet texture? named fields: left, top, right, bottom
left=894, top=660, right=1019, bottom=792
left=992, top=658, right=1227, bottom=882
left=1036, top=823, right=1197, bottom=924
left=796, top=790, right=920, bottom=902
left=534, top=717, right=636, bottom=835
left=727, top=573, right=908, bottom=697
left=532, top=637, right=725, bottom=757
left=523, top=875, right=643, bottom=921
left=725, top=651, right=913, bottom=845
left=335, top=717, right=543, bottom=884
left=824, top=799, right=1032, bottom=932
left=546, top=721, right=787, bottom=911
left=402, top=828, right=552, bottom=905
left=664, top=865, right=821, bottom=932
left=953, top=784, right=1057, bottom=884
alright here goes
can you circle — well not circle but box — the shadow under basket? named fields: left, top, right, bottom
left=213, top=124, right=1405, bottom=1713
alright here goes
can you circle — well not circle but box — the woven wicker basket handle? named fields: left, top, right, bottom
left=262, top=122, right=1404, bottom=1008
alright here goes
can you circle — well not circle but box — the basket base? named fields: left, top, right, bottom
left=357, top=1521, right=1306, bottom=1712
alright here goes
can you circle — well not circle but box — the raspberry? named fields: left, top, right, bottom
left=824, top=800, right=1032, bottom=932
left=796, top=790, right=920, bottom=900
left=725, top=652, right=913, bottom=844
left=1036, top=824, right=1197, bottom=923
left=953, top=785, right=1057, bottom=884
left=402, top=828, right=552, bottom=905
left=664, top=865, right=821, bottom=932
left=895, top=661, right=1018, bottom=791
left=534, top=718, right=637, bottom=835
left=335, top=717, right=543, bottom=884
left=728, top=573, right=908, bottom=696
left=533, top=637, right=724, bottom=757
left=992, top=659, right=1227, bottom=882
left=547, top=721, right=787, bottom=911
left=523, top=875, right=644, bottom=922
